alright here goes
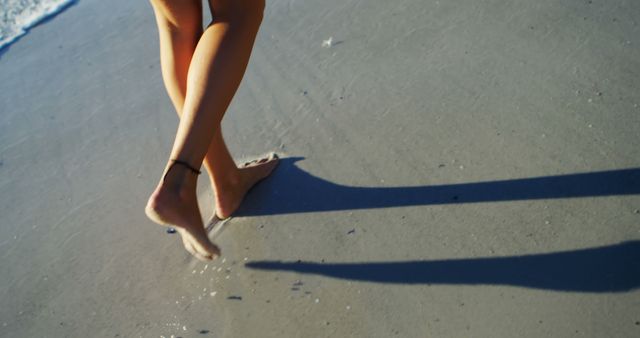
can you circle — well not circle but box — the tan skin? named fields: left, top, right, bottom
left=145, top=0, right=278, bottom=261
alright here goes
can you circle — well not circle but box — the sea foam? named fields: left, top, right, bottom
left=0, top=0, right=76, bottom=50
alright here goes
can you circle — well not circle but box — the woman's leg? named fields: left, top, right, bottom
left=146, top=0, right=277, bottom=260
left=150, top=0, right=202, bottom=114
left=150, top=0, right=271, bottom=219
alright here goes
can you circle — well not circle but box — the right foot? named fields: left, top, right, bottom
left=214, top=153, right=279, bottom=219
left=145, top=163, right=220, bottom=261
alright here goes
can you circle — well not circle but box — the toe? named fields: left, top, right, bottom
left=267, top=153, right=279, bottom=164
left=184, top=237, right=215, bottom=261
left=193, top=251, right=213, bottom=262
left=190, top=233, right=221, bottom=259
left=243, top=159, right=258, bottom=167
left=183, top=240, right=199, bottom=257
left=242, top=154, right=278, bottom=168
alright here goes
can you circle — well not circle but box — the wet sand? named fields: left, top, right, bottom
left=1, top=0, right=639, bottom=337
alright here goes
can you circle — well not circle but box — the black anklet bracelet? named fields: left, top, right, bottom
left=170, top=159, right=201, bottom=175
left=163, top=159, right=202, bottom=182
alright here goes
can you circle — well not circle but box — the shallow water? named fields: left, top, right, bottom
left=0, top=0, right=75, bottom=50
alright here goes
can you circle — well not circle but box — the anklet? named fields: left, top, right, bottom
left=163, top=159, right=201, bottom=181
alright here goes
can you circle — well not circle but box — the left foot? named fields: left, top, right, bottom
left=214, top=154, right=279, bottom=219
left=146, top=162, right=221, bottom=261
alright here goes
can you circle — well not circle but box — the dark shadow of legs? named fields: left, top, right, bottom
left=246, top=241, right=640, bottom=293
left=237, top=157, right=640, bottom=216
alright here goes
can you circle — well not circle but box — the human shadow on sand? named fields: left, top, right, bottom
left=236, top=157, right=640, bottom=216
left=246, top=241, right=640, bottom=292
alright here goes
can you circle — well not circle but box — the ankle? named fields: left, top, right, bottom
left=162, top=160, right=201, bottom=191
left=212, top=171, right=243, bottom=195
left=161, top=172, right=197, bottom=196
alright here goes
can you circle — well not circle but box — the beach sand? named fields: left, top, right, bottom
left=1, top=0, right=639, bottom=336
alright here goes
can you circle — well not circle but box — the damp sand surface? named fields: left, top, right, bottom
left=1, top=0, right=639, bottom=337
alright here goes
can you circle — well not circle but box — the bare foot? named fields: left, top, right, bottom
left=145, top=164, right=221, bottom=261
left=214, top=153, right=279, bottom=219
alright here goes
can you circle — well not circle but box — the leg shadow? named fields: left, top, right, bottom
left=237, top=157, right=640, bottom=216
left=246, top=241, right=640, bottom=292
